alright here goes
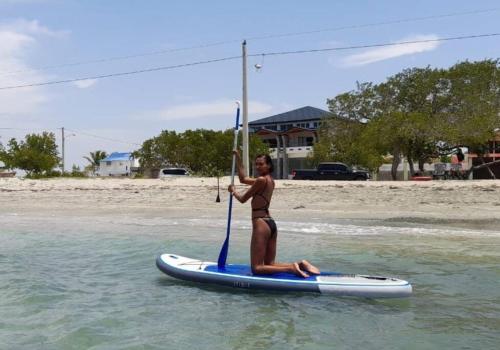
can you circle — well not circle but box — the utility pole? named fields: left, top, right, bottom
left=242, top=40, right=249, bottom=175
left=61, top=127, right=65, bottom=174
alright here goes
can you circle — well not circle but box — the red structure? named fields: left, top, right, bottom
left=467, top=132, right=500, bottom=179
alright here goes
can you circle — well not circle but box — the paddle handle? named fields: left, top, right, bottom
left=230, top=113, right=240, bottom=187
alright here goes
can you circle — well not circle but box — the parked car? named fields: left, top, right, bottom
left=292, top=162, right=370, bottom=181
left=159, top=168, right=190, bottom=177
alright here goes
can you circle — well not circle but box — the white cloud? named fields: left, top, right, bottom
left=0, top=31, right=49, bottom=116
left=73, top=79, right=97, bottom=89
left=0, top=30, right=33, bottom=56
left=142, top=99, right=273, bottom=121
left=0, top=18, right=69, bottom=38
left=341, top=34, right=440, bottom=67
left=0, top=19, right=65, bottom=119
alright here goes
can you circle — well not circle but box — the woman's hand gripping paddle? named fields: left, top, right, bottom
left=217, top=102, right=241, bottom=269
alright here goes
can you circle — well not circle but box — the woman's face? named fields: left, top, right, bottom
left=255, top=157, right=270, bottom=176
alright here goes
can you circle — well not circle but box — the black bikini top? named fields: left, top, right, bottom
left=252, top=176, right=273, bottom=215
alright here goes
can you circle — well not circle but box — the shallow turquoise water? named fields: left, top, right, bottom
left=1, top=214, right=499, bottom=349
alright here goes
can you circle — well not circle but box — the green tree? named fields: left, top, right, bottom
left=70, top=164, right=86, bottom=177
left=438, top=59, right=500, bottom=153
left=378, top=67, right=444, bottom=174
left=320, top=59, right=500, bottom=180
left=1, top=132, right=59, bottom=176
left=83, top=150, right=108, bottom=175
left=0, top=141, right=5, bottom=167
left=134, top=129, right=269, bottom=177
left=0, top=140, right=13, bottom=169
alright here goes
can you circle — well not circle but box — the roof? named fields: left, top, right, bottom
left=255, top=126, right=316, bottom=136
left=101, top=152, right=133, bottom=162
left=249, top=106, right=330, bottom=126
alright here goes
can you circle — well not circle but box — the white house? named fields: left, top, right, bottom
left=98, top=152, right=140, bottom=177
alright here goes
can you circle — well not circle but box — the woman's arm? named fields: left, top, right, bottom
left=235, top=150, right=256, bottom=186
left=229, top=177, right=266, bottom=203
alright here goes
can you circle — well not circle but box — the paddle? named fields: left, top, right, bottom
left=217, top=102, right=241, bottom=269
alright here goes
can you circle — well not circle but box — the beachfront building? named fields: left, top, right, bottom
left=249, top=106, right=331, bottom=179
left=98, top=152, right=140, bottom=177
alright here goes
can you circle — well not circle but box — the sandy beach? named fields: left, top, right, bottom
left=2, top=177, right=500, bottom=230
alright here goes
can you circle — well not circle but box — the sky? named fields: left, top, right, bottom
left=0, top=0, right=499, bottom=168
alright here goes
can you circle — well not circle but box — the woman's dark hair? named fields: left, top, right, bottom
left=255, top=154, right=274, bottom=173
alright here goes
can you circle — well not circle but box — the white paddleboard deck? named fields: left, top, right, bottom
left=156, top=254, right=412, bottom=298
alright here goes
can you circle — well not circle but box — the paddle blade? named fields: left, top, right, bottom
left=217, top=194, right=233, bottom=269
left=217, top=240, right=229, bottom=269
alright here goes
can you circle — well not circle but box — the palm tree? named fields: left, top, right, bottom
left=83, top=150, right=108, bottom=176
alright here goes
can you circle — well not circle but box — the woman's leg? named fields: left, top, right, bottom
left=251, top=219, right=309, bottom=278
left=261, top=221, right=321, bottom=275
left=264, top=226, right=277, bottom=265
left=299, top=260, right=321, bottom=275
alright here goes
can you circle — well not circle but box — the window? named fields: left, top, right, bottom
left=106, top=161, right=112, bottom=166
left=320, top=164, right=347, bottom=172
left=264, top=125, right=277, bottom=131
left=264, top=139, right=277, bottom=148
left=296, top=136, right=314, bottom=146
left=281, top=124, right=293, bottom=131
left=332, top=164, right=347, bottom=172
left=313, top=122, right=319, bottom=128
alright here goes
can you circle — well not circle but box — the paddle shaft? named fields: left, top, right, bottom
left=217, top=104, right=240, bottom=269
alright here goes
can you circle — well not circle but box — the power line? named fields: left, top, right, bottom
left=0, top=33, right=498, bottom=91
left=65, top=128, right=142, bottom=147
left=246, top=8, right=500, bottom=41
left=0, top=40, right=240, bottom=77
left=0, top=127, right=140, bottom=147
left=249, top=33, right=500, bottom=57
left=0, top=55, right=241, bottom=90
left=0, top=7, right=498, bottom=77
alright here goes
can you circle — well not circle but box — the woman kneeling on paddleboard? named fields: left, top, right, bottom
left=228, top=151, right=320, bottom=278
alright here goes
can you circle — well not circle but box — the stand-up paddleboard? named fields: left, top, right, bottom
left=156, top=254, right=412, bottom=298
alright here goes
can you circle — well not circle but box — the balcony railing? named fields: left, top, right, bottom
left=269, top=146, right=313, bottom=153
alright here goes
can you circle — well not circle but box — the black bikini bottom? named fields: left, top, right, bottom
left=255, top=217, right=277, bottom=237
